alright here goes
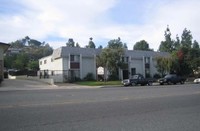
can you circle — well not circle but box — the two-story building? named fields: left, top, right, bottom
left=39, top=47, right=101, bottom=82
left=120, top=50, right=169, bottom=79
left=39, top=46, right=169, bottom=82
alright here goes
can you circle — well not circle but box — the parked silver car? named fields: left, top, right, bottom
left=194, top=78, right=200, bottom=84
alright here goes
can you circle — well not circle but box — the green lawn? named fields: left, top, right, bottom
left=75, top=81, right=122, bottom=86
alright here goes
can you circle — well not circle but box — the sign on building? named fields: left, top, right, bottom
left=97, top=67, right=104, bottom=75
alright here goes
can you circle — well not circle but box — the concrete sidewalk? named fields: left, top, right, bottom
left=0, top=79, right=100, bottom=91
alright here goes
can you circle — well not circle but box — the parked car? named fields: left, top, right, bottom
left=122, top=74, right=155, bottom=86
left=158, top=74, right=186, bottom=85
left=194, top=78, right=200, bottom=84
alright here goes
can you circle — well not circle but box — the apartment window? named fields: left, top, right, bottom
left=70, top=55, right=74, bottom=62
left=70, top=55, right=80, bottom=62
left=40, top=61, right=42, bottom=65
left=131, top=68, right=136, bottom=76
left=51, top=71, right=54, bottom=76
left=44, top=60, right=47, bottom=64
left=122, top=56, right=129, bottom=63
left=126, top=57, right=129, bottom=63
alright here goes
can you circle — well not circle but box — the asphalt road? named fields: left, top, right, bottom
left=0, top=80, right=200, bottom=131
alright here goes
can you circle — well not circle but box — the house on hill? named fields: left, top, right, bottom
left=39, top=47, right=169, bottom=82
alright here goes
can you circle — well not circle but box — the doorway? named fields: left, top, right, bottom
left=122, top=70, right=129, bottom=79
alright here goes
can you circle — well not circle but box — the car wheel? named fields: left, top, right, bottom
left=148, top=81, right=153, bottom=86
left=180, top=81, right=184, bottom=84
left=131, top=82, right=136, bottom=86
left=167, top=81, right=172, bottom=85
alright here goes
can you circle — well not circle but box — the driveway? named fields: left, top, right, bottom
left=0, top=79, right=100, bottom=91
left=0, top=79, right=56, bottom=91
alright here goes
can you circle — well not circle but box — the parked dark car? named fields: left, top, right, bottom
left=158, top=74, right=186, bottom=85
left=122, top=74, right=155, bottom=86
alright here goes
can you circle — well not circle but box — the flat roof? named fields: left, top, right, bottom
left=51, top=46, right=169, bottom=59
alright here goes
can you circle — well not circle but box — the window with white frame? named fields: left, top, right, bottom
left=70, top=55, right=80, bottom=62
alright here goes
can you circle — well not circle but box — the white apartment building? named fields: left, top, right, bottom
left=120, top=50, right=169, bottom=80
left=39, top=47, right=169, bottom=82
left=39, top=47, right=100, bottom=82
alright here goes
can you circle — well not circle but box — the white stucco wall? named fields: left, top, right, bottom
left=62, top=57, right=69, bottom=70
left=39, top=56, right=52, bottom=70
left=39, top=56, right=64, bottom=70
left=129, top=58, right=144, bottom=76
left=52, top=58, right=65, bottom=82
left=81, top=56, right=96, bottom=79
left=151, top=58, right=159, bottom=75
left=38, top=48, right=167, bottom=81
left=39, top=56, right=65, bottom=82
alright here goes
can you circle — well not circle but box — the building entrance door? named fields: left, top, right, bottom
left=122, top=70, right=129, bottom=79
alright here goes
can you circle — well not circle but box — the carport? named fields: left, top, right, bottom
left=0, top=42, right=10, bottom=83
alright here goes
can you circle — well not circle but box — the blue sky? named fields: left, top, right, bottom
left=0, top=0, right=200, bottom=50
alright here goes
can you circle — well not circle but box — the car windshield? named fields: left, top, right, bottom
left=133, top=75, right=138, bottom=79
left=164, top=74, right=176, bottom=78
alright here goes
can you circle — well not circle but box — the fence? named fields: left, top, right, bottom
left=39, top=70, right=80, bottom=83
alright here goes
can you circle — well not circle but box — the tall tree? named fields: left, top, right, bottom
left=10, top=40, right=24, bottom=48
left=133, top=40, right=152, bottom=51
left=75, top=43, right=80, bottom=47
left=159, top=26, right=174, bottom=52
left=189, top=48, right=200, bottom=73
left=157, top=27, right=199, bottom=76
left=181, top=28, right=193, bottom=48
left=27, top=60, right=39, bottom=70
left=97, top=38, right=125, bottom=80
left=14, top=53, right=29, bottom=70
left=41, top=44, right=53, bottom=57
left=173, top=34, right=181, bottom=50
left=28, top=39, right=42, bottom=47
left=5, top=36, right=53, bottom=70
left=66, top=38, right=75, bottom=47
left=172, top=47, right=193, bottom=76
left=4, top=55, right=17, bottom=69
left=98, top=45, right=103, bottom=49
left=193, top=40, right=199, bottom=49
left=156, top=56, right=172, bottom=77
left=86, top=37, right=96, bottom=48
left=108, top=37, right=123, bottom=49
left=123, top=43, right=128, bottom=49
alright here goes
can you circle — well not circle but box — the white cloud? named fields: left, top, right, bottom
left=0, top=0, right=200, bottom=50
left=146, top=0, right=200, bottom=50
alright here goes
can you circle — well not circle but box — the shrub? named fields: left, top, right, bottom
left=108, top=74, right=119, bottom=81
left=84, top=73, right=95, bottom=81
